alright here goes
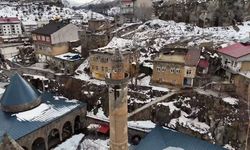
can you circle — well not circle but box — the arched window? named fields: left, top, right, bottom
left=48, top=128, right=60, bottom=149
left=62, top=121, right=72, bottom=140
left=32, top=137, right=45, bottom=150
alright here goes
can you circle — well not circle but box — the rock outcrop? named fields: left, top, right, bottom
left=154, top=0, right=250, bottom=27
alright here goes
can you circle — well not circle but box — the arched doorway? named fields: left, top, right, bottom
left=32, top=137, right=46, bottom=150
left=74, top=115, right=81, bottom=133
left=62, top=121, right=72, bottom=140
left=48, top=128, right=60, bottom=149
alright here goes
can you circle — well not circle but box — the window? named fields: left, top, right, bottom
left=91, top=65, right=94, bottom=70
left=170, top=68, right=175, bottom=73
left=42, top=36, right=45, bottom=41
left=176, top=68, right=180, bottom=74
left=102, top=67, right=104, bottom=71
left=96, top=66, right=98, bottom=70
left=187, top=70, right=192, bottom=75
left=156, top=67, right=161, bottom=72
left=105, top=67, right=108, bottom=72
left=162, top=67, right=166, bottom=72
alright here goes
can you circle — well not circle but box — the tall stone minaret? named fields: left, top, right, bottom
left=105, top=49, right=129, bottom=150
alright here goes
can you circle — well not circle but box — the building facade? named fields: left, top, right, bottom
left=152, top=48, right=200, bottom=87
left=32, top=21, right=80, bottom=61
left=22, top=21, right=38, bottom=36
left=120, top=0, right=136, bottom=24
left=0, top=17, right=22, bottom=36
left=89, top=48, right=139, bottom=80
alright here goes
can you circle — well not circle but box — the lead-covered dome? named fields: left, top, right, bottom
left=0, top=73, right=41, bottom=113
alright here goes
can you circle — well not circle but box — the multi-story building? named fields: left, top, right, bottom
left=120, top=0, right=136, bottom=24
left=22, top=20, right=38, bottom=36
left=0, top=17, right=22, bottom=36
left=218, top=43, right=250, bottom=81
left=89, top=38, right=139, bottom=80
left=152, top=48, right=200, bottom=87
left=31, top=20, right=79, bottom=61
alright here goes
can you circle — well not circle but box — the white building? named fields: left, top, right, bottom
left=0, top=17, right=22, bottom=37
left=120, top=0, right=136, bottom=23
left=22, top=20, right=38, bottom=36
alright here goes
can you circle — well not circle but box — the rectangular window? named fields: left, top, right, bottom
left=156, top=67, right=161, bottom=72
left=102, top=67, right=104, bottom=71
left=105, top=67, right=108, bottom=72
left=162, top=67, right=166, bottom=72
left=96, top=66, right=98, bottom=70
left=187, top=70, right=192, bottom=75
left=170, top=68, right=175, bottom=73
left=176, top=68, right=180, bottom=74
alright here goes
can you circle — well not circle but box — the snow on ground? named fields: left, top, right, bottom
left=222, top=97, right=239, bottom=105
left=74, top=59, right=106, bottom=85
left=81, top=138, right=109, bottom=150
left=128, top=120, right=156, bottom=129
left=53, top=133, right=84, bottom=150
left=64, top=0, right=116, bottom=7
left=223, top=144, right=236, bottom=150
left=88, top=107, right=109, bottom=121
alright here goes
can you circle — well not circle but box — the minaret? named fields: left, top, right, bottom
left=105, top=49, right=129, bottom=150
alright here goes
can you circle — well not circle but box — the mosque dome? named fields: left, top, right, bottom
left=0, top=73, right=41, bottom=113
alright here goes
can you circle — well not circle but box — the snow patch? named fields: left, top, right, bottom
left=222, top=97, right=239, bottom=105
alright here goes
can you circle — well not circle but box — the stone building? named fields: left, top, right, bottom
left=89, top=37, right=140, bottom=80
left=79, top=19, right=113, bottom=58
left=32, top=20, right=80, bottom=62
left=0, top=73, right=87, bottom=150
left=151, top=48, right=200, bottom=87
left=105, top=49, right=129, bottom=150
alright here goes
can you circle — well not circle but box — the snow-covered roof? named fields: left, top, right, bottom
left=22, top=20, right=37, bottom=26
left=0, top=92, right=86, bottom=142
left=54, top=52, right=82, bottom=61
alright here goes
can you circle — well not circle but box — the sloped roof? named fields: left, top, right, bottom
left=136, top=126, right=225, bottom=150
left=218, top=43, right=250, bottom=59
left=185, top=49, right=201, bottom=66
left=0, top=92, right=86, bottom=142
left=32, top=21, right=68, bottom=36
left=0, top=17, right=20, bottom=24
left=0, top=73, right=41, bottom=112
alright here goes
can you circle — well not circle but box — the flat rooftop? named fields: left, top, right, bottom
left=155, top=54, right=186, bottom=64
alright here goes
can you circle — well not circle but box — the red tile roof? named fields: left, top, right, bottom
left=0, top=17, right=20, bottom=24
left=185, top=49, right=201, bottom=66
left=98, top=124, right=109, bottom=134
left=198, top=59, right=209, bottom=68
left=218, top=43, right=250, bottom=59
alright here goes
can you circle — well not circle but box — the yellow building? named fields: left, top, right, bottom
left=89, top=47, right=140, bottom=80
left=152, top=48, right=200, bottom=87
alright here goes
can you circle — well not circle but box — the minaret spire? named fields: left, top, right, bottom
left=105, top=48, right=129, bottom=150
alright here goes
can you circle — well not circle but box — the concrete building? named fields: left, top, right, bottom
left=50, top=52, right=84, bottom=75
left=89, top=38, right=139, bottom=80
left=0, top=43, right=23, bottom=59
left=0, top=73, right=87, bottom=150
left=105, top=49, right=129, bottom=150
left=32, top=20, right=80, bottom=62
left=120, top=0, right=136, bottom=24
left=22, top=20, right=38, bottom=36
left=0, top=17, right=22, bottom=37
left=151, top=48, right=200, bottom=87
left=218, top=43, right=250, bottom=81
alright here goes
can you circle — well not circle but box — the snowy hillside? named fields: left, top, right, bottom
left=0, top=3, right=112, bottom=23
left=63, top=0, right=116, bottom=7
